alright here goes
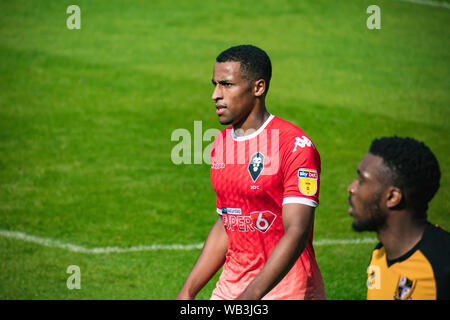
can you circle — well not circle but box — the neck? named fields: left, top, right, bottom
left=377, top=212, right=427, bottom=261
left=233, top=101, right=270, bottom=136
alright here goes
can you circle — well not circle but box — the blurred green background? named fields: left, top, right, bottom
left=0, top=0, right=448, bottom=299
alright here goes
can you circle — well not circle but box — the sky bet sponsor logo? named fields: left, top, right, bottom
left=223, top=211, right=276, bottom=233
left=298, top=169, right=318, bottom=179
left=298, top=168, right=318, bottom=196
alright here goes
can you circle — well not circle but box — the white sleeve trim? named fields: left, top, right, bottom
left=282, top=197, right=318, bottom=208
left=216, top=208, right=222, bottom=215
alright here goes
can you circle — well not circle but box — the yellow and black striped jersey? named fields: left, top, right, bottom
left=366, top=223, right=450, bottom=300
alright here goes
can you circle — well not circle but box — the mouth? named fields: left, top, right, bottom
left=347, top=196, right=353, bottom=215
left=215, top=104, right=227, bottom=115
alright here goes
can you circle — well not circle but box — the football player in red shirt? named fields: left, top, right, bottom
left=176, top=45, right=325, bottom=300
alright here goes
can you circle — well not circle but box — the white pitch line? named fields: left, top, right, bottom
left=395, top=0, right=450, bottom=9
left=313, top=238, right=377, bottom=246
left=0, top=229, right=204, bottom=253
left=0, top=229, right=377, bottom=254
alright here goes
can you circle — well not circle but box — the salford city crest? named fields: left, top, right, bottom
left=248, top=152, right=264, bottom=182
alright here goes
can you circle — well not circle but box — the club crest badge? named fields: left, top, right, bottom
left=394, top=276, right=416, bottom=300
left=248, top=152, right=264, bottom=182
left=298, top=168, right=318, bottom=196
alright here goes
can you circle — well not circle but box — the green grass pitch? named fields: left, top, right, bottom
left=0, top=0, right=448, bottom=299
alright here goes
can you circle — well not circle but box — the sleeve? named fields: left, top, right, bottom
left=216, top=199, right=223, bottom=215
left=211, top=132, right=223, bottom=216
left=281, top=135, right=321, bottom=207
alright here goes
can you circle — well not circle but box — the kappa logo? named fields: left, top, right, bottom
left=292, top=136, right=313, bottom=152
left=248, top=152, right=264, bottom=182
left=211, top=162, right=225, bottom=169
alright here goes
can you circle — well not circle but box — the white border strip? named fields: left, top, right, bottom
left=0, top=229, right=204, bottom=253
left=0, top=229, right=376, bottom=254
left=313, top=237, right=377, bottom=246
left=282, top=197, right=318, bottom=208
left=395, top=0, right=450, bottom=9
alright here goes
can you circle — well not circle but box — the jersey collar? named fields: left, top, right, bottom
left=231, top=114, right=275, bottom=141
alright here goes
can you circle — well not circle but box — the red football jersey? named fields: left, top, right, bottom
left=210, top=115, right=325, bottom=300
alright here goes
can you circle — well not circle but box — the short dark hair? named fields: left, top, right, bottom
left=369, top=136, right=441, bottom=217
left=216, top=44, right=272, bottom=95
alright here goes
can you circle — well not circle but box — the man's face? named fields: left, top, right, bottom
left=211, top=61, right=255, bottom=126
left=347, top=153, right=388, bottom=232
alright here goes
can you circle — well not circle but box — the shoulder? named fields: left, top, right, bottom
left=218, top=125, right=232, bottom=136
left=271, top=116, right=318, bottom=151
left=419, top=223, right=450, bottom=299
left=371, top=242, right=384, bottom=258
left=420, top=223, right=450, bottom=256
left=212, top=126, right=232, bottom=145
left=373, top=242, right=383, bottom=251
left=271, top=116, right=320, bottom=169
left=421, top=223, right=450, bottom=249
left=368, top=242, right=385, bottom=267
left=271, top=116, right=310, bottom=137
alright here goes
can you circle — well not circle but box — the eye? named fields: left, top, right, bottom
left=218, top=81, right=233, bottom=87
left=357, top=175, right=364, bottom=185
left=355, top=169, right=363, bottom=184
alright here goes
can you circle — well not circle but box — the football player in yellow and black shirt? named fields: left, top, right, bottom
left=347, top=136, right=449, bottom=300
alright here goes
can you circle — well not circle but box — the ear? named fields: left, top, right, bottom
left=253, top=79, right=266, bottom=97
left=385, top=186, right=403, bottom=209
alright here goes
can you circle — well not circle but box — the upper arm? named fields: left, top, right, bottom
left=281, top=203, right=315, bottom=239
left=281, top=135, right=321, bottom=208
left=209, top=215, right=227, bottom=243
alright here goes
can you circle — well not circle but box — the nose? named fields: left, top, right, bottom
left=212, top=84, right=222, bottom=101
left=347, top=179, right=357, bottom=194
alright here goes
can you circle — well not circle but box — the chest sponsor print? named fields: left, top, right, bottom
left=223, top=210, right=276, bottom=233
